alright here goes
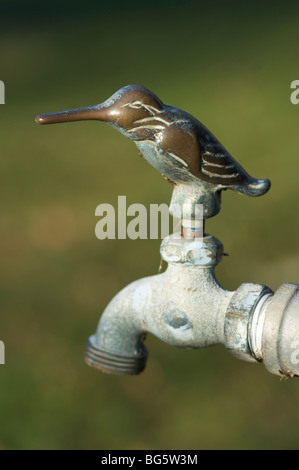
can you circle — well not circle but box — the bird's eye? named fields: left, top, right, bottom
left=129, top=101, right=143, bottom=109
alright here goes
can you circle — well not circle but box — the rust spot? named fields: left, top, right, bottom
left=140, top=333, right=147, bottom=343
left=162, top=175, right=175, bottom=185
left=279, top=370, right=298, bottom=381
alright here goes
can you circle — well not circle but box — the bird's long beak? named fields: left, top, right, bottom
left=35, top=104, right=109, bottom=125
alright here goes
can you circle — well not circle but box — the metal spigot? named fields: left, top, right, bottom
left=36, top=86, right=299, bottom=379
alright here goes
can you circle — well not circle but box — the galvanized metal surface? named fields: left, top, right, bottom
left=86, top=234, right=234, bottom=375
left=224, top=283, right=273, bottom=363
left=86, top=230, right=299, bottom=378
left=258, top=283, right=299, bottom=378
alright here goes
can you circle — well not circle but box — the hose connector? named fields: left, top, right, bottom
left=224, top=283, right=273, bottom=363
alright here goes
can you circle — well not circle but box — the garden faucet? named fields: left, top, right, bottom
left=36, top=85, right=299, bottom=378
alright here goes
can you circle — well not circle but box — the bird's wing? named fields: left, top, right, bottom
left=159, top=123, right=243, bottom=185
left=200, top=140, right=243, bottom=185
left=158, top=124, right=202, bottom=174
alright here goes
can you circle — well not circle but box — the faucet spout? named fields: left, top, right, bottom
left=85, top=234, right=230, bottom=375
left=85, top=233, right=272, bottom=375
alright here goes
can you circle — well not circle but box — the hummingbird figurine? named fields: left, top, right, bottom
left=36, top=84, right=270, bottom=218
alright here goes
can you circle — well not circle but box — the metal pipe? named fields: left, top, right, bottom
left=83, top=229, right=287, bottom=378
left=85, top=230, right=299, bottom=378
left=250, top=284, right=299, bottom=378
left=85, top=234, right=233, bottom=374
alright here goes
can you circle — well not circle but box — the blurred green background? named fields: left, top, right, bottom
left=1, top=0, right=299, bottom=450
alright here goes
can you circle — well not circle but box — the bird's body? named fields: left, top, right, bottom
left=36, top=84, right=270, bottom=200
left=133, top=106, right=246, bottom=186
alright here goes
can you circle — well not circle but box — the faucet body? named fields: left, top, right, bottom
left=85, top=233, right=299, bottom=379
left=86, top=235, right=231, bottom=374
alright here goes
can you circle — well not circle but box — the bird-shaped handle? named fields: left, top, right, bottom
left=36, top=85, right=270, bottom=221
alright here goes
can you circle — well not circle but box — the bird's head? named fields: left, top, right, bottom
left=35, top=85, right=164, bottom=140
